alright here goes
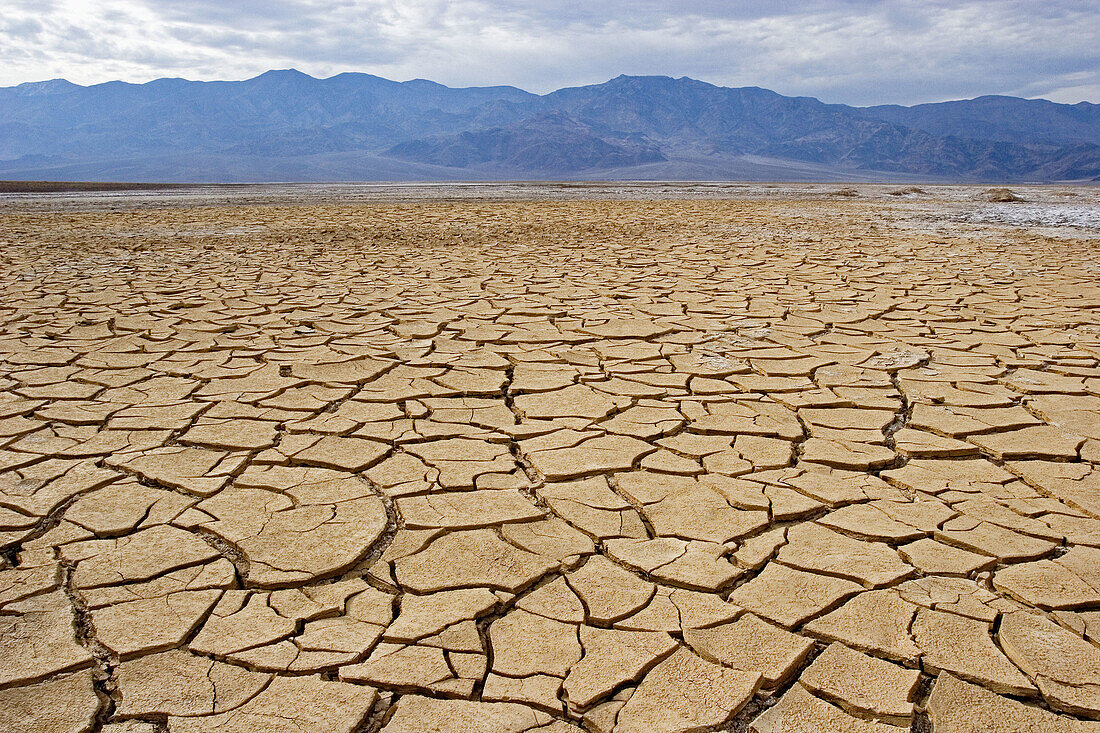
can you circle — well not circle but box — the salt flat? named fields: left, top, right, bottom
left=1, top=185, right=1098, bottom=732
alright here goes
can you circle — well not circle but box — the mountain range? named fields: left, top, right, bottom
left=1, top=70, right=1098, bottom=182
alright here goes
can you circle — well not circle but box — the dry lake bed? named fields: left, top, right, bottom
left=1, top=182, right=1099, bottom=732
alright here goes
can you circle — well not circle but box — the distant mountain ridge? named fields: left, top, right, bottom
left=1, top=70, right=1097, bottom=182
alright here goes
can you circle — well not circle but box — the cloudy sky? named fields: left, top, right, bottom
left=1, top=0, right=1097, bottom=105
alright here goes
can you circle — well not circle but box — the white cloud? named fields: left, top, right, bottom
left=0, top=0, right=1096, bottom=104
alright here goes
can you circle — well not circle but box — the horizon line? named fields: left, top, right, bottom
left=5, top=70, right=1097, bottom=108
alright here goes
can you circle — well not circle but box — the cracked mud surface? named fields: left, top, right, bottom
left=1, top=187, right=1099, bottom=732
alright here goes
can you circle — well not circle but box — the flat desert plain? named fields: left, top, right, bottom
left=1, top=184, right=1099, bottom=733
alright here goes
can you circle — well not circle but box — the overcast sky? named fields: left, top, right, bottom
left=1, top=0, right=1097, bottom=105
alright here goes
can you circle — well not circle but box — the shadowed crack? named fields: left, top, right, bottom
left=59, top=560, right=118, bottom=733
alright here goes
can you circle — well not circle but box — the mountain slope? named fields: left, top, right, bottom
left=387, top=113, right=666, bottom=171
left=0, top=70, right=534, bottom=160
left=863, top=96, right=1100, bottom=146
left=0, top=71, right=1096, bottom=182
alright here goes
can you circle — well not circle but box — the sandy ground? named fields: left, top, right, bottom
left=1, top=186, right=1099, bottom=732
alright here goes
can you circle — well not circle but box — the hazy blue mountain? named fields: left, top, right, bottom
left=0, top=71, right=1096, bottom=181
left=864, top=96, right=1100, bottom=146
left=388, top=113, right=667, bottom=171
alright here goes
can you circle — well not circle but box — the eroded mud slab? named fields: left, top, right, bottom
left=1, top=188, right=1098, bottom=732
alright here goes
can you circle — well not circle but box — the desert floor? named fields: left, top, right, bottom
left=1, top=184, right=1099, bottom=732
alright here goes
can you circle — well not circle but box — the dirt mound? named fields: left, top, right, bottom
left=982, top=187, right=1024, bottom=202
